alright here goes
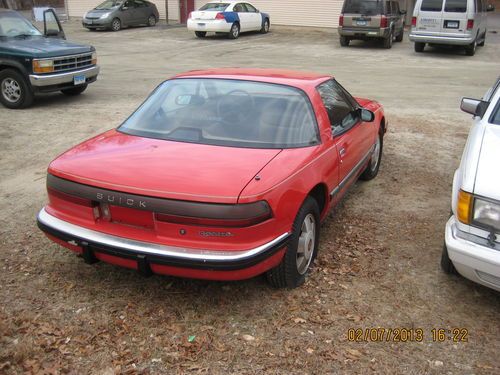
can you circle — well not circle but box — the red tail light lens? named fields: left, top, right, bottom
left=380, top=15, right=388, bottom=28
left=339, top=15, right=344, bottom=26
left=467, top=19, right=474, bottom=30
left=48, top=187, right=95, bottom=207
left=215, top=12, right=225, bottom=20
left=411, top=17, right=417, bottom=27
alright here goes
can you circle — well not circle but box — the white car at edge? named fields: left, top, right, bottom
left=187, top=1, right=270, bottom=39
left=443, top=77, right=500, bottom=292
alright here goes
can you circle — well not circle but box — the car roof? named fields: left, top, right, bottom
left=173, top=68, right=332, bottom=89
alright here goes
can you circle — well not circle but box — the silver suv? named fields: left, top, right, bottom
left=338, top=0, right=406, bottom=48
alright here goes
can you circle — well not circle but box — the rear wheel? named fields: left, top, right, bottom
left=478, top=32, right=485, bottom=46
left=260, top=18, right=270, bottom=33
left=266, top=197, right=320, bottom=289
left=441, top=243, right=457, bottom=274
left=383, top=30, right=393, bottom=49
left=465, top=39, right=477, bottom=56
left=195, top=31, right=207, bottom=38
left=228, top=22, right=240, bottom=39
left=340, top=36, right=350, bottom=47
left=147, top=15, right=156, bottom=27
left=0, top=68, right=34, bottom=109
left=359, top=130, right=383, bottom=181
left=414, top=42, right=425, bottom=52
left=111, top=18, right=121, bottom=31
left=61, top=84, right=87, bottom=96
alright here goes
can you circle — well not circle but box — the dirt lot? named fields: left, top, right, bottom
left=1, top=17, right=500, bottom=374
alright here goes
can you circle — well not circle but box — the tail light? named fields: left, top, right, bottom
left=467, top=19, right=474, bottom=30
left=380, top=15, right=388, bottom=28
left=215, top=12, right=225, bottom=20
left=339, top=15, right=344, bottom=27
left=155, top=201, right=272, bottom=228
left=411, top=17, right=417, bottom=27
left=48, top=187, right=95, bottom=207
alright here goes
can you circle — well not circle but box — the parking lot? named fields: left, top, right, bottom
left=1, top=17, right=500, bottom=374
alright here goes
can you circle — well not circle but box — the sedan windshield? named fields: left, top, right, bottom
left=95, top=0, right=124, bottom=10
left=0, top=12, right=42, bottom=38
left=343, top=0, right=383, bottom=15
left=119, top=78, right=319, bottom=149
left=199, top=3, right=230, bottom=11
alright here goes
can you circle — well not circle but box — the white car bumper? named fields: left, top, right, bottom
left=409, top=32, right=475, bottom=46
left=187, top=19, right=232, bottom=33
left=445, top=216, right=500, bottom=291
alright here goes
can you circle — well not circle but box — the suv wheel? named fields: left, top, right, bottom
left=339, top=36, right=350, bottom=47
left=465, top=39, right=477, bottom=56
left=0, top=69, right=34, bottom=109
left=383, top=30, right=393, bottom=49
left=414, top=42, right=425, bottom=53
left=395, top=28, right=404, bottom=42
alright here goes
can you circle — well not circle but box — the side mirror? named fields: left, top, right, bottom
left=460, top=97, right=489, bottom=118
left=486, top=4, right=495, bottom=12
left=360, top=108, right=375, bottom=122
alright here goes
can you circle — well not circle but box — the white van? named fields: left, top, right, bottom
left=409, top=0, right=495, bottom=55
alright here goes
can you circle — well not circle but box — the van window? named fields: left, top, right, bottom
left=444, top=0, right=467, bottom=12
left=342, top=0, right=384, bottom=15
left=421, top=0, right=443, bottom=11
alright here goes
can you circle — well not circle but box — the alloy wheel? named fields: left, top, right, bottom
left=1, top=78, right=21, bottom=103
left=296, top=213, right=316, bottom=275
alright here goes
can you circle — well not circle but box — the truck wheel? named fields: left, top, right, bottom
left=111, top=18, right=121, bottom=31
left=61, top=84, right=88, bottom=96
left=465, top=39, right=477, bottom=56
left=383, top=30, right=393, bottom=49
left=414, top=42, right=425, bottom=52
left=0, top=69, right=34, bottom=109
left=395, top=28, right=404, bottom=42
left=359, top=130, right=383, bottom=181
left=228, top=22, right=240, bottom=39
left=340, top=36, right=350, bottom=47
left=266, top=197, right=320, bottom=289
left=441, top=243, right=457, bottom=274
left=195, top=31, right=207, bottom=38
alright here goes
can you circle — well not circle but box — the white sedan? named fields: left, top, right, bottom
left=187, top=1, right=270, bottom=39
left=443, top=77, right=500, bottom=291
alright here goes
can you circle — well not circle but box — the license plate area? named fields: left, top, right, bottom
left=73, top=75, right=86, bottom=85
left=356, top=20, right=367, bottom=26
left=198, top=23, right=206, bottom=26
left=444, top=20, right=459, bottom=29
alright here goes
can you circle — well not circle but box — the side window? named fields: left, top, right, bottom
left=135, top=0, right=147, bottom=7
left=317, top=80, right=358, bottom=135
left=393, top=1, right=400, bottom=13
left=244, top=3, right=258, bottom=12
left=233, top=3, right=245, bottom=12
left=385, top=1, right=392, bottom=14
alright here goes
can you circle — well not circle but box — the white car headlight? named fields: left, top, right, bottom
left=473, top=198, right=500, bottom=232
left=100, top=13, right=111, bottom=19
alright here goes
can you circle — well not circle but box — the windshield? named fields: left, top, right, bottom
left=0, top=12, right=42, bottom=38
left=119, top=78, right=320, bottom=149
left=95, top=0, right=124, bottom=10
left=199, top=3, right=230, bottom=11
left=343, top=0, right=383, bottom=15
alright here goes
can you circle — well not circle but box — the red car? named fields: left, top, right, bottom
left=37, top=69, right=386, bottom=288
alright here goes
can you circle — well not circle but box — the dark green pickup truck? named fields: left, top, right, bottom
left=0, top=8, right=100, bottom=109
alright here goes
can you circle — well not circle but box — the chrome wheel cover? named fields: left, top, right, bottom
left=148, top=16, right=155, bottom=26
left=231, top=25, right=239, bottom=37
left=296, top=213, right=316, bottom=275
left=1, top=78, right=21, bottom=103
left=112, top=19, right=120, bottom=30
left=370, top=136, right=381, bottom=171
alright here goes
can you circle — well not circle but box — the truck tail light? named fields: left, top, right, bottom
left=411, top=17, right=417, bottom=27
left=466, top=19, right=474, bottom=30
left=380, top=15, right=388, bottom=28
left=339, top=15, right=344, bottom=27
left=215, top=12, right=225, bottom=20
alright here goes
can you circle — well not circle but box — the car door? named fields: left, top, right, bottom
left=415, top=0, right=444, bottom=35
left=119, top=0, right=136, bottom=26
left=317, top=79, right=375, bottom=197
left=243, top=3, right=262, bottom=30
left=43, top=9, right=65, bottom=39
left=233, top=3, right=251, bottom=31
left=133, top=0, right=149, bottom=24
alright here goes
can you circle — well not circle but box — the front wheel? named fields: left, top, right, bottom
left=339, top=36, right=350, bottom=47
left=359, top=131, right=383, bottom=181
left=0, top=68, right=34, bottom=109
left=111, top=18, right=121, bottom=31
left=414, top=42, right=425, bottom=52
left=147, top=15, right=156, bottom=27
left=61, top=84, right=88, bottom=96
left=465, top=39, right=477, bottom=56
left=441, top=243, right=457, bottom=274
left=260, top=18, right=270, bottom=34
left=228, top=23, right=240, bottom=39
left=195, top=31, right=207, bottom=38
left=266, top=197, right=320, bottom=289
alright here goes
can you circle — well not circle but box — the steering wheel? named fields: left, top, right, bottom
left=216, top=89, right=255, bottom=125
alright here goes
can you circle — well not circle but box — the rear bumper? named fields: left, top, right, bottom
left=409, top=32, right=474, bottom=45
left=187, top=19, right=231, bottom=32
left=29, top=65, right=100, bottom=91
left=338, top=26, right=390, bottom=38
left=37, top=208, right=289, bottom=279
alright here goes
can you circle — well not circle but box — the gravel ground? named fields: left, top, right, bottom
left=1, top=16, right=500, bottom=374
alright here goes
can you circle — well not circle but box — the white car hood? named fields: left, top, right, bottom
left=474, top=125, right=500, bottom=201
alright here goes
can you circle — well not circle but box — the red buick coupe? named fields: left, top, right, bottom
left=37, top=69, right=386, bottom=288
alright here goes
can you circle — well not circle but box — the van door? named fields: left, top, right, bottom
left=440, top=0, right=469, bottom=37
left=415, top=0, right=444, bottom=36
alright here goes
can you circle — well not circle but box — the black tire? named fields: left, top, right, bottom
left=359, top=130, right=383, bottom=181
left=0, top=68, right=34, bottom=109
left=266, top=197, right=320, bottom=289
left=395, top=28, right=404, bottom=42
left=340, top=36, right=350, bottom=47
left=260, top=18, right=270, bottom=34
left=478, top=32, right=485, bottom=47
left=195, top=31, right=207, bottom=38
left=383, top=30, right=393, bottom=49
left=228, top=22, right=240, bottom=39
left=147, top=15, right=156, bottom=27
left=465, top=39, right=477, bottom=56
left=414, top=42, right=425, bottom=53
left=441, top=243, right=457, bottom=274
left=111, top=18, right=121, bottom=31
left=61, top=84, right=88, bottom=96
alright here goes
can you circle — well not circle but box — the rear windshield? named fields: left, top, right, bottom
left=119, top=78, right=320, bottom=149
left=444, top=0, right=467, bottom=12
left=421, top=0, right=443, bottom=11
left=343, top=0, right=384, bottom=15
left=199, top=3, right=230, bottom=11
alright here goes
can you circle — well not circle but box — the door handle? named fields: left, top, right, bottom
left=339, top=147, right=346, bottom=157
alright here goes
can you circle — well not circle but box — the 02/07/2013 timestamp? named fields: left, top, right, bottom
left=347, top=328, right=469, bottom=343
